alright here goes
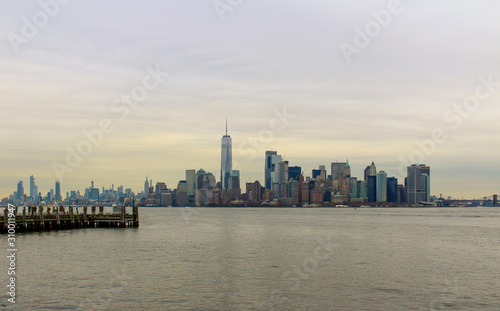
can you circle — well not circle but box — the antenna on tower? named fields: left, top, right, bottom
left=226, top=117, right=228, bottom=135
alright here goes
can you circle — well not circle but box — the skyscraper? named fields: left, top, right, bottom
left=55, top=180, right=61, bottom=201
left=407, top=164, right=431, bottom=204
left=387, top=177, right=398, bottom=203
left=29, top=175, right=38, bottom=201
left=186, top=170, right=196, bottom=196
left=265, top=151, right=278, bottom=189
left=364, top=161, right=377, bottom=180
left=144, top=176, right=149, bottom=196
left=17, top=181, right=24, bottom=201
left=376, top=171, right=387, bottom=202
left=221, top=120, right=232, bottom=190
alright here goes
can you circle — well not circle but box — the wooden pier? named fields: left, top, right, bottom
left=0, top=205, right=139, bottom=233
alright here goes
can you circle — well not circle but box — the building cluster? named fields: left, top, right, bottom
left=141, top=126, right=432, bottom=207
left=2, top=177, right=136, bottom=207
left=2, top=126, right=432, bottom=207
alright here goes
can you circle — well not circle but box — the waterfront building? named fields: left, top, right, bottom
left=407, top=164, right=431, bottom=204
left=376, top=171, right=387, bottom=202
left=367, top=175, right=377, bottom=202
left=196, top=169, right=206, bottom=190
left=221, top=120, right=232, bottom=190
left=55, top=180, right=62, bottom=201
left=387, top=177, right=398, bottom=203
left=29, top=175, right=38, bottom=201
left=186, top=170, right=196, bottom=196
left=265, top=151, right=278, bottom=189
left=288, top=166, right=301, bottom=181
left=364, top=162, right=377, bottom=180
left=17, top=181, right=24, bottom=201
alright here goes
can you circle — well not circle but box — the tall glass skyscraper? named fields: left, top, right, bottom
left=221, top=120, right=232, bottom=190
left=55, top=180, right=61, bottom=201
left=407, top=164, right=431, bottom=204
left=265, top=151, right=278, bottom=190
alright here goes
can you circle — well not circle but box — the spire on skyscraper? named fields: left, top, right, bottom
left=226, top=117, right=228, bottom=135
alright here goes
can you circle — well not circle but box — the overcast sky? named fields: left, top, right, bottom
left=1, top=0, right=499, bottom=199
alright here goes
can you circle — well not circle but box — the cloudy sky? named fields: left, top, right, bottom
left=1, top=0, right=499, bottom=199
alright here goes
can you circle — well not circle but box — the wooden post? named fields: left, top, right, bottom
left=22, top=207, right=27, bottom=229
left=99, top=206, right=104, bottom=215
left=55, top=206, right=60, bottom=227
left=39, top=206, right=44, bottom=229
left=46, top=207, right=51, bottom=230
left=133, top=206, right=139, bottom=227
left=76, top=207, right=79, bottom=227
left=69, top=206, right=75, bottom=225
left=92, top=206, right=96, bottom=215
left=83, top=206, right=88, bottom=226
left=120, top=206, right=126, bottom=227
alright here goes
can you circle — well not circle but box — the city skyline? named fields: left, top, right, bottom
left=1, top=1, right=500, bottom=199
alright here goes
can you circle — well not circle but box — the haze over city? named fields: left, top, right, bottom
left=1, top=1, right=500, bottom=199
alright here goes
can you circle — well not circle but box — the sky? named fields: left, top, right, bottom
left=1, top=0, right=499, bottom=199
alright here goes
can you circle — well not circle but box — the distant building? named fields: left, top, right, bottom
left=29, top=175, right=38, bottom=201
left=265, top=151, right=279, bottom=189
left=387, top=177, right=398, bottom=203
left=367, top=175, right=377, bottom=203
left=221, top=120, right=232, bottom=190
left=407, top=164, right=431, bottom=204
left=376, top=171, right=387, bottom=202
left=144, top=176, right=150, bottom=196
left=251, top=180, right=262, bottom=203
left=186, top=170, right=196, bottom=196
left=398, top=185, right=407, bottom=204
left=228, top=170, right=241, bottom=200
left=17, top=181, right=24, bottom=201
left=364, top=162, right=377, bottom=180
left=196, top=169, right=206, bottom=190
left=288, top=166, right=301, bottom=181
left=55, top=180, right=62, bottom=201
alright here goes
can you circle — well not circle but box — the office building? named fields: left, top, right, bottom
left=186, top=170, right=196, bottom=196
left=221, top=120, right=232, bottom=190
left=376, top=171, right=387, bottom=202
left=265, top=151, right=278, bottom=189
left=407, top=164, right=431, bottom=204
left=55, top=180, right=62, bottom=201
left=387, top=177, right=398, bottom=203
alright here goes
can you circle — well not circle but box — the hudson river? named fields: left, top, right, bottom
left=4, top=207, right=500, bottom=310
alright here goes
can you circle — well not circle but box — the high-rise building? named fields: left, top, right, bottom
left=203, top=172, right=216, bottom=189
left=367, top=175, right=377, bottom=203
left=228, top=170, right=241, bottom=200
left=331, top=162, right=346, bottom=181
left=265, top=151, right=278, bottom=189
left=387, top=177, right=398, bottom=203
left=196, top=169, right=206, bottom=189
left=288, top=166, right=302, bottom=181
left=376, top=171, right=387, bottom=202
left=398, top=184, right=407, bottom=204
left=29, top=175, right=38, bottom=201
left=55, top=180, right=62, bottom=201
left=186, top=170, right=196, bottom=196
left=407, top=164, right=431, bottom=204
left=364, top=161, right=377, bottom=180
left=17, top=181, right=24, bottom=201
left=221, top=120, right=232, bottom=190
left=144, top=176, right=149, bottom=196
left=176, top=180, right=189, bottom=206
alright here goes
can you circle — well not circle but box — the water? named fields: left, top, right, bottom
left=2, top=207, right=500, bottom=310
